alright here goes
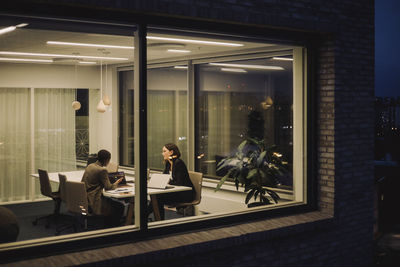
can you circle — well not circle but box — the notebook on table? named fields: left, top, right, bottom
left=148, top=173, right=171, bottom=189
left=108, top=171, right=126, bottom=185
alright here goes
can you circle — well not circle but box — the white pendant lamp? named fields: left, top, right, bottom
left=96, top=99, right=106, bottom=113
left=72, top=64, right=81, bottom=110
left=97, top=61, right=107, bottom=113
left=72, top=100, right=81, bottom=110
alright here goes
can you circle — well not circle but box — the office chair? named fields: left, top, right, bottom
left=65, top=181, right=90, bottom=232
left=32, top=169, right=61, bottom=228
left=173, top=171, right=203, bottom=216
left=55, top=174, right=75, bottom=235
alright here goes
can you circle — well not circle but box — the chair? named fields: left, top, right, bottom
left=55, top=174, right=73, bottom=235
left=106, top=162, right=119, bottom=173
left=32, top=169, right=61, bottom=227
left=86, top=153, right=98, bottom=166
left=58, top=174, right=67, bottom=205
left=174, top=171, right=203, bottom=216
left=65, top=181, right=90, bottom=231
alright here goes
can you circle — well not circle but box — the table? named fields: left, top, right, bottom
left=31, top=170, right=191, bottom=223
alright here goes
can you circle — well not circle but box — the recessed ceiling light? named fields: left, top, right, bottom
left=220, top=68, right=247, bottom=73
left=167, top=49, right=191, bottom=53
left=209, top=63, right=284, bottom=70
left=0, top=23, right=28, bottom=35
left=272, top=57, right=293, bottom=61
left=147, top=36, right=243, bottom=47
left=174, top=66, right=188, bottom=69
left=79, top=61, right=97, bottom=64
left=47, top=41, right=134, bottom=50
left=0, top=57, right=53, bottom=63
left=0, top=51, right=128, bottom=61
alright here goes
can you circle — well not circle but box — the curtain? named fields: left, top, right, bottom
left=0, top=88, right=31, bottom=202
left=34, top=88, right=76, bottom=173
left=147, top=90, right=175, bottom=169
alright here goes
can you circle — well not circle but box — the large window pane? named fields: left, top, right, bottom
left=0, top=18, right=137, bottom=242
left=197, top=57, right=294, bottom=190
left=145, top=27, right=304, bottom=224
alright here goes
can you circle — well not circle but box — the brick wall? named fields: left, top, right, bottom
left=5, top=0, right=375, bottom=266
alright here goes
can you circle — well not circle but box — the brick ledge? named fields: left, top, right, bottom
left=5, top=211, right=334, bottom=266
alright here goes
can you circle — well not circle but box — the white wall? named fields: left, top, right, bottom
left=0, top=62, right=116, bottom=161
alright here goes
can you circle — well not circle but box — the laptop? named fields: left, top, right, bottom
left=108, top=171, right=127, bottom=185
left=148, top=173, right=171, bottom=189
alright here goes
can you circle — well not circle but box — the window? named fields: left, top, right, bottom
left=0, top=15, right=308, bottom=252
left=142, top=27, right=306, bottom=223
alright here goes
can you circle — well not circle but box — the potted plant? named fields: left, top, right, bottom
left=215, top=110, right=289, bottom=206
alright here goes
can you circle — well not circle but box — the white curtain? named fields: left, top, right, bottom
left=0, top=88, right=31, bottom=202
left=34, top=88, right=76, bottom=173
left=147, top=90, right=175, bottom=169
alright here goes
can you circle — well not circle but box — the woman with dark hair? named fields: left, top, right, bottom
left=149, top=143, right=194, bottom=220
left=81, top=149, right=124, bottom=227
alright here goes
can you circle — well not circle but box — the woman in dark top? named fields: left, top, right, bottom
left=149, top=143, right=194, bottom=220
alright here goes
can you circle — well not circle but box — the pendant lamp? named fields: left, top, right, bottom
left=72, top=64, right=81, bottom=110
left=97, top=61, right=106, bottom=113
left=102, top=63, right=111, bottom=106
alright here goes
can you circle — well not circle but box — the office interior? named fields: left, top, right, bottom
left=0, top=19, right=306, bottom=243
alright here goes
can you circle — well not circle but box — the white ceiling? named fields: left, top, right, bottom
left=0, top=27, right=284, bottom=66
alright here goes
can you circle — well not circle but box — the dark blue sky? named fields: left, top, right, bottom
left=375, top=0, right=400, bottom=97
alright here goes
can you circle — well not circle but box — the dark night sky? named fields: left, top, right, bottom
left=375, top=0, right=400, bottom=97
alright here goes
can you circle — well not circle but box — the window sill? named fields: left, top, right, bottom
left=6, top=211, right=334, bottom=266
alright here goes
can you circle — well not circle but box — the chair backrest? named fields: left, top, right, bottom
left=106, top=162, right=119, bottom=173
left=38, top=169, right=53, bottom=197
left=58, top=174, right=67, bottom=203
left=86, top=153, right=98, bottom=166
left=65, top=181, right=88, bottom=215
left=188, top=171, right=203, bottom=204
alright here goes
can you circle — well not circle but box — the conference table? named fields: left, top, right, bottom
left=31, top=170, right=191, bottom=224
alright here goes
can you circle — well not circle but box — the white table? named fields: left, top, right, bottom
left=31, top=170, right=191, bottom=223
left=31, top=170, right=85, bottom=183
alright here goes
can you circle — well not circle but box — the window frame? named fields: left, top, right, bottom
left=0, top=10, right=318, bottom=262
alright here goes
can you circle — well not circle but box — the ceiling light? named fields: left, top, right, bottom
left=220, top=68, right=247, bottom=73
left=16, top=23, right=29, bottom=28
left=0, top=51, right=128, bottom=61
left=209, top=63, right=284, bottom=70
left=0, top=57, right=53, bottom=63
left=47, top=41, right=134, bottom=50
left=174, top=66, right=188, bottom=69
left=147, top=36, right=243, bottom=47
left=167, top=49, right=191, bottom=53
left=79, top=61, right=97, bottom=64
left=272, top=57, right=293, bottom=61
left=0, top=26, right=16, bottom=35
left=0, top=23, right=28, bottom=35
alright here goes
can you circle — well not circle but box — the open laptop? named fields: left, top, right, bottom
left=148, top=173, right=171, bottom=189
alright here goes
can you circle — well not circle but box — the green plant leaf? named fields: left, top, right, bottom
left=216, top=158, right=232, bottom=171
left=238, top=140, right=247, bottom=153
left=257, top=150, right=267, bottom=167
left=246, top=168, right=258, bottom=180
left=215, top=169, right=233, bottom=192
left=245, top=189, right=255, bottom=204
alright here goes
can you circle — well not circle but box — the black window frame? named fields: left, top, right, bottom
left=0, top=5, right=319, bottom=262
